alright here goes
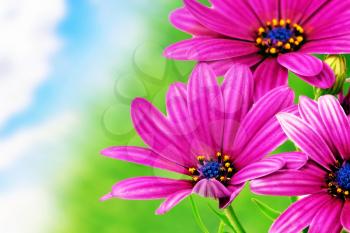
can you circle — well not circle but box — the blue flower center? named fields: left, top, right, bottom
left=336, top=163, right=350, bottom=190
left=200, top=161, right=220, bottom=179
left=266, top=27, right=293, bottom=43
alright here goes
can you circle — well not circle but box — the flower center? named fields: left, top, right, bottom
left=255, top=19, right=305, bottom=56
left=326, top=161, right=350, bottom=200
left=188, top=152, right=234, bottom=184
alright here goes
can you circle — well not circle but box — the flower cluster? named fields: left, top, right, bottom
left=100, top=0, right=350, bottom=232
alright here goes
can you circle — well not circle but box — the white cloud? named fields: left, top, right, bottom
left=0, top=0, right=66, bottom=129
left=0, top=111, right=79, bottom=170
left=0, top=186, right=55, bottom=233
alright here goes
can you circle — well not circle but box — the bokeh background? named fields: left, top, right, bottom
left=1, top=1, right=349, bottom=233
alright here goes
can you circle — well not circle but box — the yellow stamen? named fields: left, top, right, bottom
left=296, top=36, right=304, bottom=42
left=227, top=168, right=233, bottom=173
left=345, top=191, right=349, bottom=196
left=272, top=19, right=278, bottom=26
left=284, top=43, right=291, bottom=49
left=216, top=152, right=222, bottom=157
left=193, top=176, right=199, bottom=182
left=220, top=176, right=226, bottom=182
left=223, top=155, right=230, bottom=162
left=269, top=47, right=277, bottom=54
left=225, top=162, right=231, bottom=168
left=286, top=19, right=291, bottom=24
left=289, top=38, right=295, bottom=43
left=294, top=41, right=300, bottom=46
left=277, top=41, right=283, bottom=47
left=256, top=37, right=262, bottom=44
left=188, top=168, right=196, bottom=174
left=258, top=27, right=265, bottom=34
left=337, top=188, right=343, bottom=193
left=279, top=19, right=285, bottom=26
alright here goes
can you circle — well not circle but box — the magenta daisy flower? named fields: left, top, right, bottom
left=101, top=64, right=303, bottom=214
left=163, top=0, right=350, bottom=98
left=250, top=95, right=350, bottom=232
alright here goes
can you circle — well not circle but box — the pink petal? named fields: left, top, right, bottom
left=253, top=58, right=288, bottom=100
left=319, top=95, right=350, bottom=160
left=277, top=52, right=323, bottom=77
left=271, top=152, right=308, bottom=170
left=207, top=55, right=262, bottom=76
left=250, top=170, right=324, bottom=196
left=221, top=64, right=254, bottom=156
left=309, top=197, right=343, bottom=233
left=155, top=189, right=192, bottom=215
left=101, top=146, right=188, bottom=174
left=233, top=86, right=294, bottom=168
left=269, top=193, right=330, bottom=233
left=231, top=157, right=285, bottom=185
left=169, top=7, right=218, bottom=36
left=300, top=34, right=350, bottom=54
left=192, top=179, right=231, bottom=199
left=107, top=177, right=193, bottom=200
left=209, top=0, right=261, bottom=34
left=187, top=63, right=224, bottom=156
left=298, top=62, right=335, bottom=89
left=184, top=0, right=255, bottom=40
left=280, top=0, right=315, bottom=23
left=131, top=98, right=193, bottom=166
left=247, top=0, right=279, bottom=23
left=341, top=201, right=350, bottom=231
left=299, top=96, right=338, bottom=154
left=234, top=105, right=299, bottom=168
left=164, top=38, right=258, bottom=61
left=218, top=183, right=245, bottom=209
left=299, top=0, right=328, bottom=25
left=277, top=113, right=336, bottom=169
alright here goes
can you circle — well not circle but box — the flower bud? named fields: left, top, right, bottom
left=314, top=55, right=347, bottom=98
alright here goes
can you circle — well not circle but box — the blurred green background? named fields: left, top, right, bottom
left=50, top=1, right=350, bottom=233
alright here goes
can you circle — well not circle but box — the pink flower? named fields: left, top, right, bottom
left=251, top=95, right=350, bottom=233
left=163, top=0, right=350, bottom=99
left=101, top=64, right=303, bottom=214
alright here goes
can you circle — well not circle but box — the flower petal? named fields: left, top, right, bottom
left=187, top=63, right=224, bottom=156
left=269, top=193, right=331, bottom=233
left=277, top=53, right=323, bottom=77
left=131, top=98, right=193, bottom=166
left=156, top=189, right=192, bottom=215
left=169, top=7, right=218, bottom=36
left=276, top=113, right=336, bottom=169
left=271, top=152, right=308, bottom=170
left=280, top=0, right=315, bottom=23
left=298, top=62, right=335, bottom=89
left=253, top=58, right=288, bottom=100
left=309, top=197, right=343, bottom=233
left=299, top=96, right=337, bottom=154
left=164, top=38, right=258, bottom=61
left=218, top=183, right=245, bottom=209
left=233, top=86, right=294, bottom=167
left=192, top=179, right=231, bottom=199
left=319, top=95, right=350, bottom=160
left=250, top=170, right=324, bottom=196
left=247, top=0, right=279, bottom=23
left=184, top=0, right=255, bottom=40
left=341, top=201, right=350, bottom=231
left=106, top=177, right=193, bottom=200
left=101, top=146, right=188, bottom=174
left=300, top=35, right=350, bottom=53
left=231, top=157, right=285, bottom=185
left=221, top=64, right=254, bottom=155
left=207, top=55, right=262, bottom=76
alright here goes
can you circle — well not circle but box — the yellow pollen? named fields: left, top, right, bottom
left=258, top=27, right=265, bottom=34
left=345, top=191, right=349, bottom=196
left=337, top=188, right=343, bottom=193
left=220, top=176, right=226, bottom=181
left=279, top=19, right=285, bottom=26
left=216, top=152, right=222, bottom=157
left=289, top=38, right=295, bottom=43
left=296, top=36, right=304, bottom=42
left=266, top=21, right=271, bottom=26
left=223, top=155, right=230, bottom=161
left=294, top=41, right=300, bottom=46
left=272, top=18, right=278, bottom=26
left=277, top=41, right=283, bottom=47
left=298, top=27, right=304, bottom=33
left=197, top=156, right=205, bottom=161
left=269, top=47, right=277, bottom=54
left=220, top=167, right=226, bottom=172
left=286, top=19, right=291, bottom=24
left=227, top=168, right=233, bottom=173
left=193, top=176, right=199, bottom=182
left=256, top=37, right=262, bottom=44
left=225, top=162, right=231, bottom=168
left=188, top=168, right=196, bottom=174
left=284, top=43, right=291, bottom=49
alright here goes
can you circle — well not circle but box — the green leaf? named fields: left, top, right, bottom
left=189, top=196, right=210, bottom=233
left=208, top=205, right=236, bottom=233
left=290, top=196, right=298, bottom=203
left=251, top=198, right=281, bottom=221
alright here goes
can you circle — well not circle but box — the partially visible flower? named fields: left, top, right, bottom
left=162, top=0, right=350, bottom=99
left=251, top=95, right=350, bottom=233
left=101, top=64, right=303, bottom=214
left=315, top=55, right=347, bottom=98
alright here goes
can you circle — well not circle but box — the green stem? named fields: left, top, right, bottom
left=224, top=205, right=246, bottom=233
left=217, top=221, right=226, bottom=233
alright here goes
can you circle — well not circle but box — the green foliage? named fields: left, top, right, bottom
left=252, top=198, right=281, bottom=221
